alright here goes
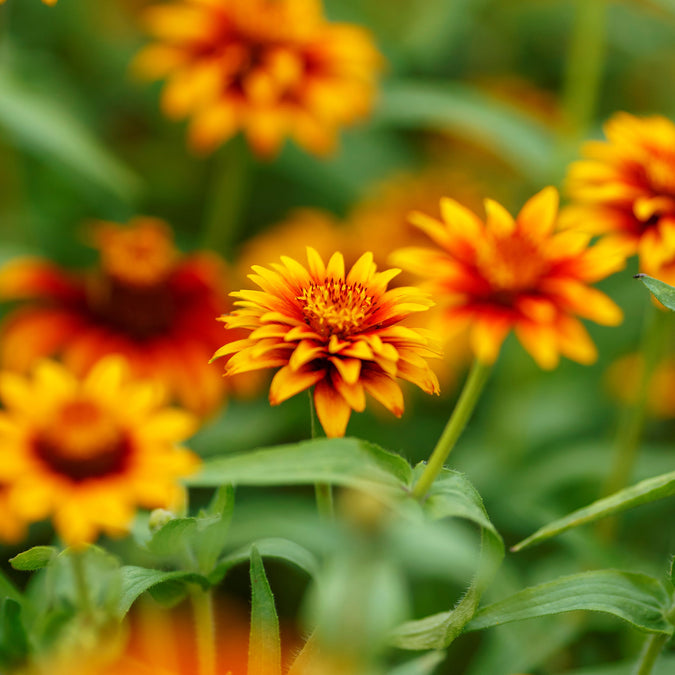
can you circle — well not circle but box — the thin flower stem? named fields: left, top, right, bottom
left=412, top=360, right=492, bottom=500
left=599, top=304, right=671, bottom=539
left=190, top=586, right=217, bottom=675
left=70, top=550, right=92, bottom=617
left=308, top=388, right=334, bottom=519
left=632, top=633, right=669, bottom=675
left=561, top=0, right=607, bottom=140
left=201, top=135, right=251, bottom=258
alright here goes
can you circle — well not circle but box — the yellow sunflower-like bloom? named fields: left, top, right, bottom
left=564, top=112, right=675, bottom=269
left=213, top=248, right=440, bottom=437
left=133, top=0, right=382, bottom=157
left=0, top=357, right=199, bottom=546
left=391, top=187, right=627, bottom=369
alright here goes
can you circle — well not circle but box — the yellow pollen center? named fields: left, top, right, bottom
left=479, top=235, right=550, bottom=293
left=298, top=280, right=375, bottom=337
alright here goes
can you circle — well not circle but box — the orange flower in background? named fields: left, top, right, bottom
left=565, top=112, right=675, bottom=269
left=0, top=217, right=238, bottom=416
left=134, top=0, right=382, bottom=157
left=213, top=248, right=440, bottom=437
left=0, top=357, right=199, bottom=546
left=392, top=187, right=626, bottom=369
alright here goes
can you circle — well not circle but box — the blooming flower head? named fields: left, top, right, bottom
left=133, top=0, right=382, bottom=157
left=0, top=217, right=238, bottom=416
left=213, top=248, right=440, bottom=437
left=564, top=112, right=675, bottom=269
left=391, top=187, right=626, bottom=369
left=0, top=357, right=199, bottom=546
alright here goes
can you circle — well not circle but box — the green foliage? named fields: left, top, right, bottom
left=635, top=274, right=675, bottom=311
left=10, top=547, right=58, bottom=572
left=0, top=599, right=29, bottom=670
left=466, top=570, right=674, bottom=635
left=388, top=652, right=445, bottom=675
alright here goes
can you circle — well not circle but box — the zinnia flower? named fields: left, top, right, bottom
left=564, top=112, right=675, bottom=269
left=391, top=187, right=626, bottom=369
left=0, top=217, right=237, bottom=416
left=213, top=248, right=440, bottom=437
left=133, top=0, right=382, bottom=156
left=0, top=357, right=199, bottom=546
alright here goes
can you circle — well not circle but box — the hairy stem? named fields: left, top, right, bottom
left=191, top=586, right=217, bottom=675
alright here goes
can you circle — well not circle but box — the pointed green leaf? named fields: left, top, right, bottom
left=390, top=468, right=504, bottom=650
left=10, top=546, right=58, bottom=572
left=388, top=652, right=446, bottom=675
left=194, top=485, right=236, bottom=574
left=248, top=546, right=282, bottom=675
left=210, top=538, right=319, bottom=585
left=147, top=518, right=198, bottom=559
left=635, top=274, right=675, bottom=311
left=187, top=438, right=412, bottom=493
left=117, top=567, right=209, bottom=617
left=513, top=469, right=675, bottom=551
left=465, top=570, right=673, bottom=635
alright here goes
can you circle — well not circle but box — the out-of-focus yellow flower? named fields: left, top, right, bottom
left=392, top=187, right=626, bottom=369
left=213, top=248, right=440, bottom=437
left=564, top=112, right=675, bottom=269
left=0, top=217, right=239, bottom=416
left=0, top=357, right=199, bottom=546
left=606, top=353, right=675, bottom=419
left=133, top=0, right=382, bottom=157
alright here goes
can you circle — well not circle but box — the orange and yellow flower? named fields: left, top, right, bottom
left=0, top=357, right=199, bottom=546
left=564, top=112, right=675, bottom=269
left=0, top=217, right=238, bottom=416
left=134, top=0, right=382, bottom=157
left=391, top=187, right=626, bottom=369
left=213, top=248, right=440, bottom=437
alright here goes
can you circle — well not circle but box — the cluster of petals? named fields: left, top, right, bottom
left=564, top=112, right=675, bottom=270
left=134, top=0, right=382, bottom=157
left=0, top=356, right=199, bottom=546
left=0, top=217, right=237, bottom=416
left=213, top=248, right=440, bottom=438
left=391, top=187, right=627, bottom=369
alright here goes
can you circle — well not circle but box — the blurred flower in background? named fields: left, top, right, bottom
left=565, top=112, right=675, bottom=268
left=0, top=357, right=198, bottom=546
left=392, top=187, right=626, bottom=368
left=133, top=0, right=382, bottom=157
left=0, top=218, right=239, bottom=416
left=213, top=248, right=440, bottom=437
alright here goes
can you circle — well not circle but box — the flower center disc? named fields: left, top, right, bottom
left=298, top=280, right=375, bottom=338
left=34, top=399, right=131, bottom=482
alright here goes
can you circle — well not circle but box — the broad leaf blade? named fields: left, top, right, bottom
left=187, top=438, right=412, bottom=492
left=635, top=274, right=675, bottom=311
left=248, top=546, right=281, bottom=675
left=10, top=546, right=58, bottom=572
left=513, top=470, right=675, bottom=551
left=465, top=570, right=673, bottom=635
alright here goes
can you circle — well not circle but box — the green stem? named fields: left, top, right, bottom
left=308, top=388, right=334, bottom=519
left=561, top=0, right=608, bottom=140
left=632, top=633, right=669, bottom=675
left=190, top=586, right=216, bottom=675
left=201, top=135, right=251, bottom=259
left=412, top=360, right=492, bottom=500
left=70, top=550, right=92, bottom=617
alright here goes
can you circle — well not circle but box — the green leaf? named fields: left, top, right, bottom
left=513, top=469, right=675, bottom=551
left=10, top=546, right=58, bottom=572
left=388, top=652, right=446, bottom=675
left=465, top=570, right=673, bottom=635
left=0, top=570, right=22, bottom=604
left=390, top=468, right=504, bottom=650
left=0, top=69, right=141, bottom=202
left=117, top=567, right=209, bottom=617
left=248, top=546, right=281, bottom=675
left=193, top=485, right=235, bottom=574
left=210, top=538, right=319, bottom=585
left=635, top=274, right=675, bottom=311
left=376, top=80, right=555, bottom=182
left=187, top=438, right=412, bottom=493
left=0, top=599, right=28, bottom=668
left=147, top=517, right=199, bottom=560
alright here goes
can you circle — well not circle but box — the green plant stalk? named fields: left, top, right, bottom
left=308, top=388, right=334, bottom=519
left=413, top=360, right=492, bottom=500
left=561, top=0, right=607, bottom=140
left=71, top=550, right=92, bottom=617
left=633, top=633, right=669, bottom=675
left=190, top=586, right=216, bottom=675
left=600, top=305, right=671, bottom=540
left=201, top=135, right=251, bottom=259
